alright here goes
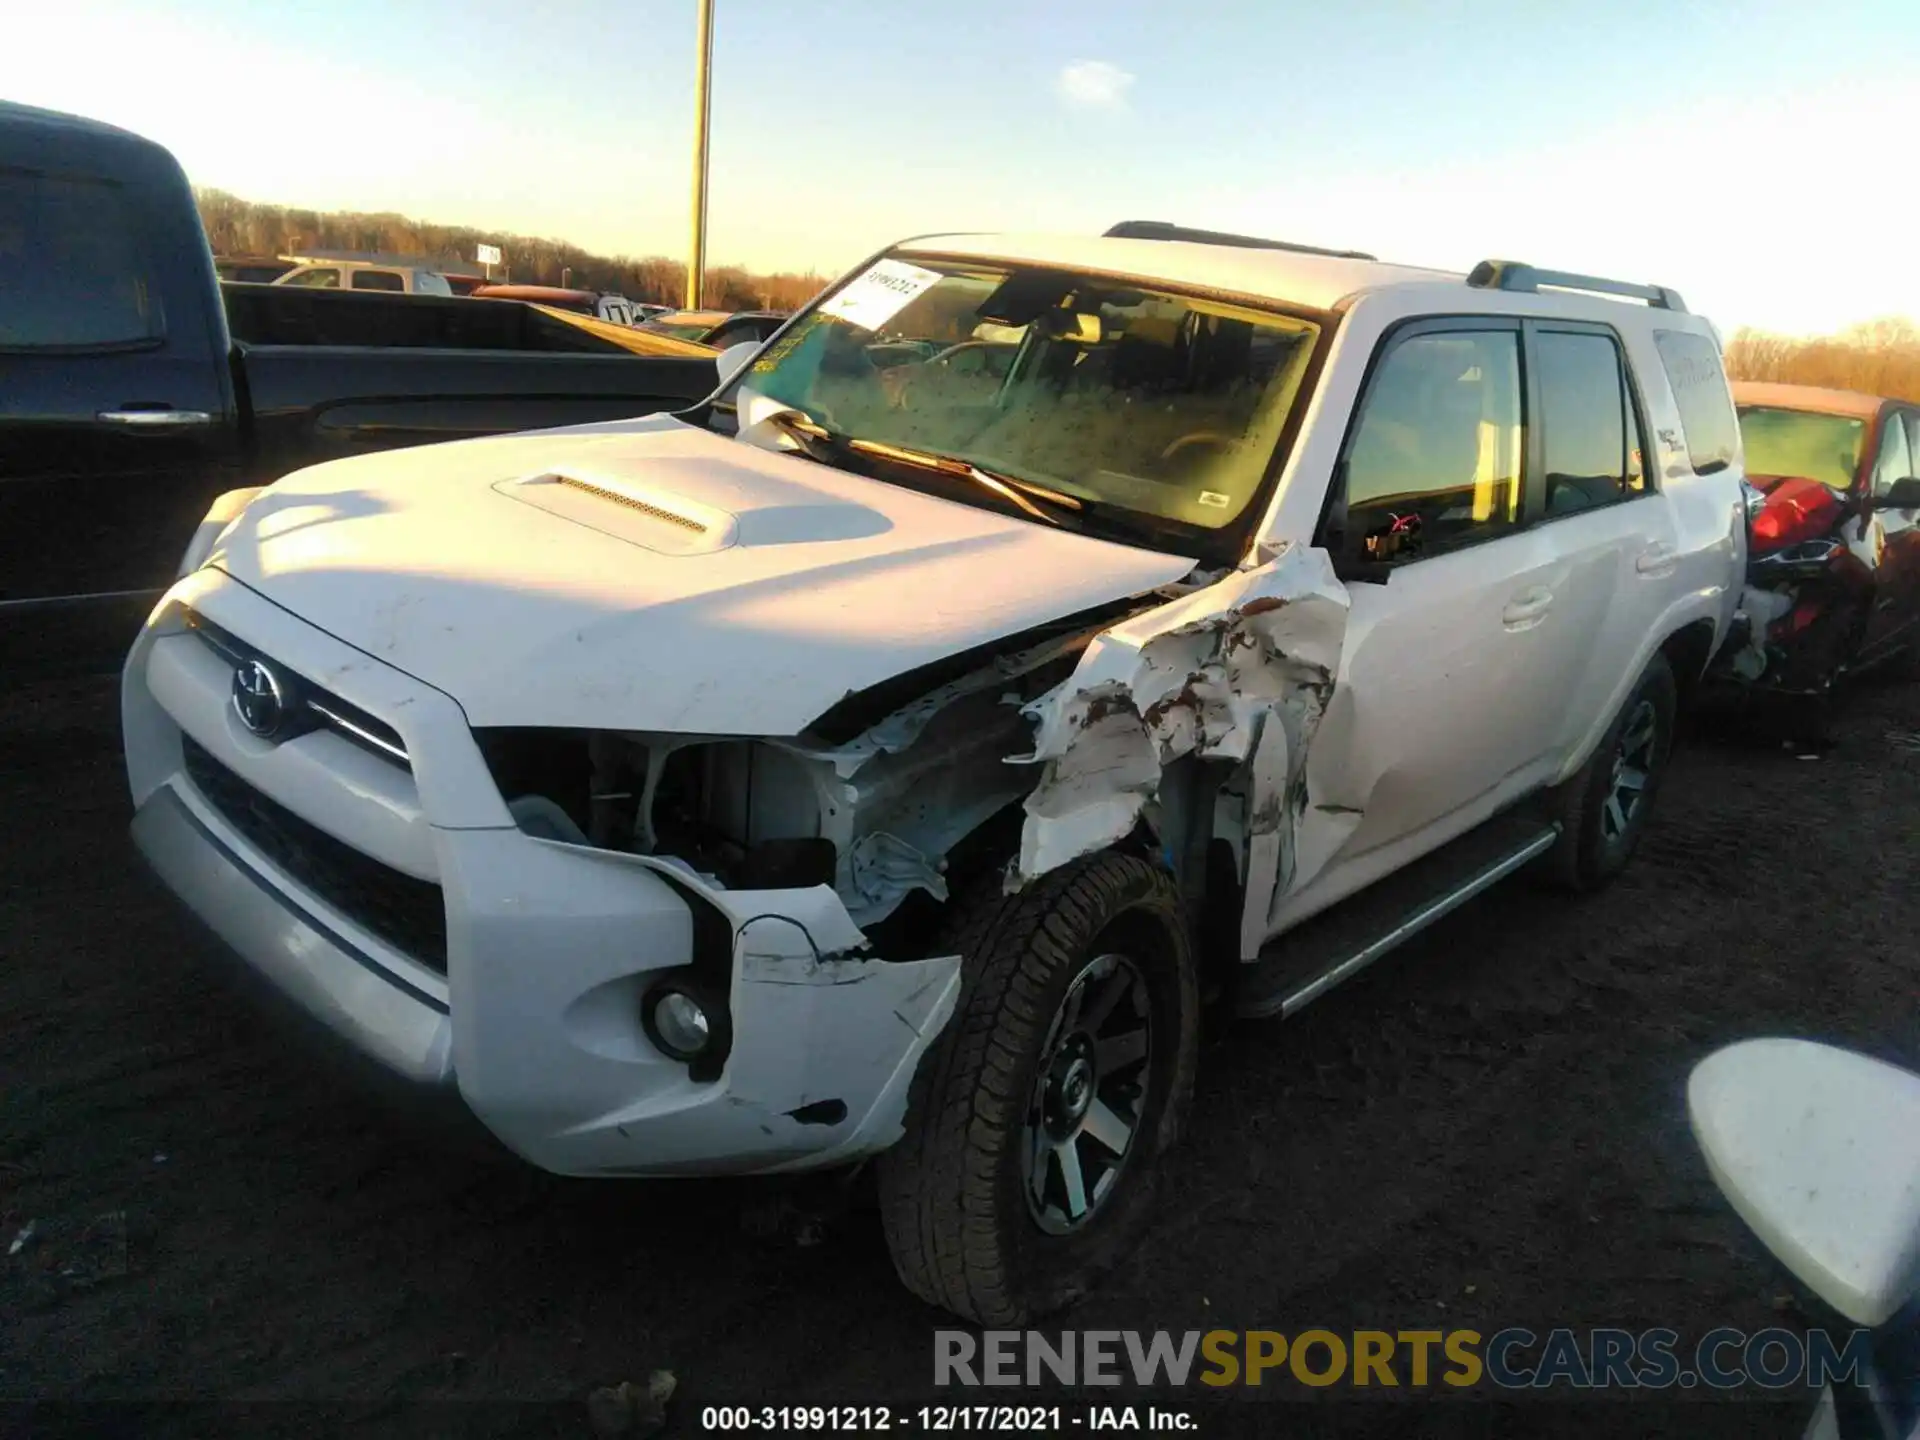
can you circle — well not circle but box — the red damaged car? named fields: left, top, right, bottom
left=1717, top=381, right=1920, bottom=719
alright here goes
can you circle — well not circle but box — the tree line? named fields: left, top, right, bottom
left=1725, top=318, right=1920, bottom=404
left=187, top=190, right=1920, bottom=393
left=194, top=188, right=829, bottom=311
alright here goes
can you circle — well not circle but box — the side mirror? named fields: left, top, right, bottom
left=1688, top=1039, right=1920, bottom=1326
left=1870, top=475, right=1920, bottom=511
left=714, top=340, right=760, bottom=388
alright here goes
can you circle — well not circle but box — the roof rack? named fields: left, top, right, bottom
left=1104, top=220, right=1376, bottom=262
left=1466, top=259, right=1686, bottom=312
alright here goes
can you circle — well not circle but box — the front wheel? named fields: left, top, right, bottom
left=1538, top=651, right=1678, bottom=892
left=877, top=852, right=1199, bottom=1325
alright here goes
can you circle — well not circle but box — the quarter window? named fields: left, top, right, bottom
left=1538, top=330, right=1645, bottom=514
left=1652, top=329, right=1738, bottom=475
left=1341, top=329, right=1524, bottom=564
left=0, top=170, right=162, bottom=349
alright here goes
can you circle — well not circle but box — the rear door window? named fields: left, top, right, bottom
left=1537, top=329, right=1647, bottom=514
left=0, top=169, right=163, bottom=349
left=350, top=269, right=406, bottom=292
left=1651, top=329, right=1738, bottom=475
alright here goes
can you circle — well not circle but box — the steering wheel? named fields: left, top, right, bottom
left=1160, top=431, right=1236, bottom=463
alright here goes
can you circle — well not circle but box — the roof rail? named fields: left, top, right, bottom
left=1466, top=259, right=1686, bottom=312
left=1104, top=220, right=1376, bottom=262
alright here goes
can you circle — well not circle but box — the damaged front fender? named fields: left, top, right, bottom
left=1011, top=543, right=1350, bottom=951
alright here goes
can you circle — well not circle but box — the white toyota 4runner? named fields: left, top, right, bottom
left=123, top=221, right=1749, bottom=1323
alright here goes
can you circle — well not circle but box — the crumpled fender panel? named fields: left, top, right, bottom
left=1010, top=543, right=1351, bottom=954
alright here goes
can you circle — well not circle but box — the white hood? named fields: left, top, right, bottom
left=210, top=416, right=1197, bottom=734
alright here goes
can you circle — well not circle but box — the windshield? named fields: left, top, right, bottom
left=1736, top=406, right=1866, bottom=493
left=730, top=252, right=1323, bottom=544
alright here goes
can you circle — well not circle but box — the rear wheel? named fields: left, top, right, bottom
left=877, top=852, right=1199, bottom=1325
left=1538, top=651, right=1678, bottom=892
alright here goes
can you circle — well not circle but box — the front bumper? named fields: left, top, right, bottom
left=132, top=783, right=455, bottom=1086
left=123, top=569, right=961, bottom=1178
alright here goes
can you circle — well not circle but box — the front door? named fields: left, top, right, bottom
left=1277, top=319, right=1589, bottom=930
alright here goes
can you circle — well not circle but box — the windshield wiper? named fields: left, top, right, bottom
left=755, top=407, right=844, bottom=464
left=844, top=438, right=1081, bottom=528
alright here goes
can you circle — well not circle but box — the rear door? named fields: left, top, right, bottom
left=1290, top=319, right=1583, bottom=902
left=1523, top=321, right=1683, bottom=757
left=0, top=145, right=238, bottom=614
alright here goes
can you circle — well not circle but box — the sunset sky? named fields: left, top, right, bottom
left=5, top=0, right=1914, bottom=336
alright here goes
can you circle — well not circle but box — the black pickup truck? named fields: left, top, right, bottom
left=0, top=101, right=719, bottom=668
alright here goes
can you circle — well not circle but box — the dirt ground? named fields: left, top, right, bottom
left=3, top=667, right=1917, bottom=1438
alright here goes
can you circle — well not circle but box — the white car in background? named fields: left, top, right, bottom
left=124, top=221, right=1749, bottom=1323
left=273, top=261, right=455, bottom=296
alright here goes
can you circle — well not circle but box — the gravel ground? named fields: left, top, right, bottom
left=3, top=668, right=1917, bottom=1438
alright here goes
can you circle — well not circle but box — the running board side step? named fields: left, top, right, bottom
left=1235, top=815, right=1561, bottom=1020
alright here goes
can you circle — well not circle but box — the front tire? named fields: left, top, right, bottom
left=1538, top=651, right=1678, bottom=892
left=877, top=852, right=1199, bottom=1325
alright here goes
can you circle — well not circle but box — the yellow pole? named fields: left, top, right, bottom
left=686, top=0, right=713, bottom=311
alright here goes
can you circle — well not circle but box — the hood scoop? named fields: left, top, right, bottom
left=495, top=470, right=739, bottom=556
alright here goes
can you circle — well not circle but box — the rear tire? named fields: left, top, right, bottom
left=1538, top=651, right=1677, bottom=892
left=876, top=852, right=1199, bottom=1325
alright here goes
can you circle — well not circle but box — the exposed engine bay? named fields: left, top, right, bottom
left=473, top=543, right=1354, bottom=963
left=472, top=612, right=1120, bottom=948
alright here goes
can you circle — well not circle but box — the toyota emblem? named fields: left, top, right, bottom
left=231, top=658, right=287, bottom=737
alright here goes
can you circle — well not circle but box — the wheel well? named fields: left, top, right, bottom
left=1659, top=619, right=1718, bottom=710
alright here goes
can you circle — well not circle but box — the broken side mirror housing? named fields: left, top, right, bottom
left=714, top=340, right=760, bottom=389
left=1872, top=476, right=1920, bottom=511
left=1688, top=1038, right=1920, bottom=1327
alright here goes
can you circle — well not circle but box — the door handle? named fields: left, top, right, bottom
left=1636, top=543, right=1678, bottom=576
left=1502, top=586, right=1554, bottom=628
left=97, top=409, right=213, bottom=428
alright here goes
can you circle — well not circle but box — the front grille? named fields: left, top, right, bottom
left=185, top=610, right=409, bottom=769
left=181, top=734, right=449, bottom=974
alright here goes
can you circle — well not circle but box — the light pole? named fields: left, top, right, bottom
left=686, top=0, right=714, bottom=311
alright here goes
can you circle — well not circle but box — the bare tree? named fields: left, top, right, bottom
left=1725, top=319, right=1920, bottom=404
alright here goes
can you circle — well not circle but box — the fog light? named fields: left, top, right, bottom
left=646, top=985, right=713, bottom=1061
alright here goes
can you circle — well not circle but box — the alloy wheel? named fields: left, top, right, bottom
left=1603, top=697, right=1659, bottom=844
left=1021, top=951, right=1154, bottom=1235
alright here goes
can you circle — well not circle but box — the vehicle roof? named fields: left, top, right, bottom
left=286, top=259, right=437, bottom=273
left=0, top=99, right=145, bottom=142
left=1731, top=380, right=1893, bottom=420
left=901, top=232, right=1464, bottom=313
